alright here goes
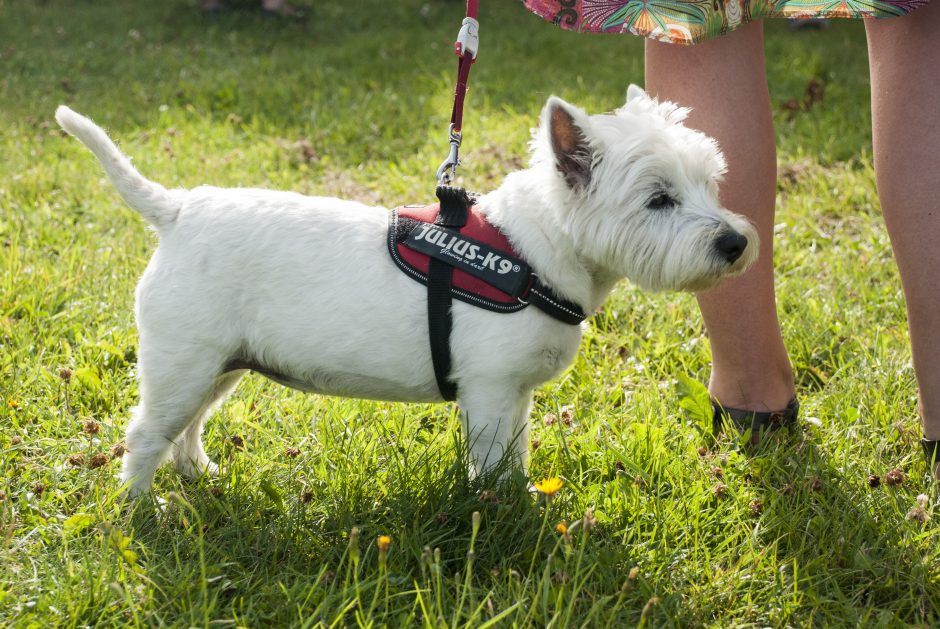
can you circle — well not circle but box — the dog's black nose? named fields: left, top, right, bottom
left=715, top=232, right=748, bottom=263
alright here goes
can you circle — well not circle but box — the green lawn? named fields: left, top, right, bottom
left=1, top=0, right=938, bottom=626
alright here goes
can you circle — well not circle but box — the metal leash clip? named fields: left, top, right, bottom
left=435, top=124, right=462, bottom=185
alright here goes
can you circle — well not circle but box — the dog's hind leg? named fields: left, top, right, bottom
left=458, top=384, right=535, bottom=479
left=171, top=369, right=245, bottom=481
left=120, top=346, right=235, bottom=496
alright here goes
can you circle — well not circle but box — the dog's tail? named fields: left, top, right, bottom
left=55, top=106, right=181, bottom=229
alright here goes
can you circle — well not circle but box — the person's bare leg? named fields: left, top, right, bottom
left=867, top=2, right=940, bottom=444
left=646, top=22, right=795, bottom=412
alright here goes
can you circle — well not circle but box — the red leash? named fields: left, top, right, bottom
left=436, top=0, right=479, bottom=185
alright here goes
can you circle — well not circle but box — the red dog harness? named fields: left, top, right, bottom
left=388, top=186, right=587, bottom=400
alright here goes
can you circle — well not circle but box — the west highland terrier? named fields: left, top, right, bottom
left=56, top=85, right=758, bottom=496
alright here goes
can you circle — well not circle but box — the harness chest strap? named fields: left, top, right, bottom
left=388, top=186, right=588, bottom=400
left=426, top=187, right=467, bottom=401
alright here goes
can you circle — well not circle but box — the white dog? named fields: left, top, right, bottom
left=56, top=85, right=758, bottom=497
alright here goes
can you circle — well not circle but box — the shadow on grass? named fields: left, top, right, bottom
left=121, top=417, right=560, bottom=623
left=690, top=428, right=939, bottom=624
left=749, top=436, right=936, bottom=621
left=593, top=396, right=938, bottom=626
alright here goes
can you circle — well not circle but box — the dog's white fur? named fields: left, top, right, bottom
left=55, top=85, right=758, bottom=496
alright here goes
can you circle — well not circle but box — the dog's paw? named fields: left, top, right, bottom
left=117, top=466, right=150, bottom=497
left=174, top=458, right=219, bottom=480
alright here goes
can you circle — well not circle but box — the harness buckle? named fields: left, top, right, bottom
left=516, top=273, right=537, bottom=305
left=435, top=124, right=462, bottom=185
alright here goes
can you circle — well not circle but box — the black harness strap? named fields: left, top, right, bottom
left=427, top=186, right=472, bottom=401
left=416, top=186, right=589, bottom=400
left=527, top=282, right=587, bottom=326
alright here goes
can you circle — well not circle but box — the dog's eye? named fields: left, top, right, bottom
left=647, top=192, right=676, bottom=211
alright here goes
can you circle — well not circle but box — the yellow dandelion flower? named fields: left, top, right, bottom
left=555, top=521, right=568, bottom=535
left=377, top=535, right=391, bottom=553
left=534, top=477, right=564, bottom=496
left=7, top=399, right=19, bottom=409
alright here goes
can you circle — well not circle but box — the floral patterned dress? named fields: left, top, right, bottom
left=522, top=0, right=931, bottom=44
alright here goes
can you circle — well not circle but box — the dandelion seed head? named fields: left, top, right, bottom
left=582, top=507, right=597, bottom=532
left=907, top=506, right=930, bottom=523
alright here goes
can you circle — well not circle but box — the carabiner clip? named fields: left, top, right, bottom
left=435, top=124, right=462, bottom=185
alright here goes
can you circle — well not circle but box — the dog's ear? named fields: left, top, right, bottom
left=543, top=97, right=593, bottom=191
left=626, top=84, right=648, bottom=103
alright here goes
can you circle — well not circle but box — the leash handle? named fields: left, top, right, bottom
left=436, top=0, right=479, bottom=185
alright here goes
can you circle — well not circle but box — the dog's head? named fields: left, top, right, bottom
left=530, top=85, right=758, bottom=293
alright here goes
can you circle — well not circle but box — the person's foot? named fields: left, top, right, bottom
left=708, top=380, right=795, bottom=420
left=923, top=439, right=940, bottom=479
left=712, top=397, right=799, bottom=445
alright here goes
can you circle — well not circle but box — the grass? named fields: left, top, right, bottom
left=1, top=0, right=938, bottom=626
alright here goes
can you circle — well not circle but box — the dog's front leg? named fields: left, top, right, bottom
left=458, top=383, right=534, bottom=479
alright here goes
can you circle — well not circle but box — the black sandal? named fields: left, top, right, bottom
left=922, top=439, right=940, bottom=467
left=712, top=398, right=800, bottom=439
